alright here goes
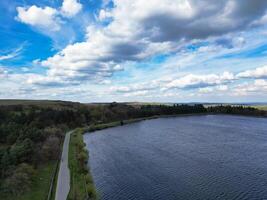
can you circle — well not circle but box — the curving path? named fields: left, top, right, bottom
left=55, top=131, right=72, bottom=200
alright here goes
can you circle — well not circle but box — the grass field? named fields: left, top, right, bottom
left=84, top=116, right=158, bottom=133
left=0, top=162, right=56, bottom=200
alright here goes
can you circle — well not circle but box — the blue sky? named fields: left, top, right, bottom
left=1, top=0, right=267, bottom=103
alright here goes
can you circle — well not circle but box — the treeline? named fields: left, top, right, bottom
left=88, top=103, right=266, bottom=125
left=88, top=103, right=207, bottom=124
left=207, top=105, right=267, bottom=116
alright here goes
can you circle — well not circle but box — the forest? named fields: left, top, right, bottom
left=0, top=100, right=266, bottom=198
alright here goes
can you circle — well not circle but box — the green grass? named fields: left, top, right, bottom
left=0, top=162, right=56, bottom=200
left=68, top=130, right=97, bottom=200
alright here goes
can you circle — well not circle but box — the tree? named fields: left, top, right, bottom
left=9, top=138, right=34, bottom=164
left=40, top=135, right=60, bottom=161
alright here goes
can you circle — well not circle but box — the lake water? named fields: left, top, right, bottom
left=83, top=115, right=267, bottom=200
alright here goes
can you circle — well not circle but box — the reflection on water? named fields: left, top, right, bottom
left=84, top=115, right=267, bottom=200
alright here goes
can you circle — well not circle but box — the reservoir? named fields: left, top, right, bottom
left=83, top=115, right=267, bottom=200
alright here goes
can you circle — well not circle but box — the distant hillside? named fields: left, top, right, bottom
left=0, top=99, right=85, bottom=110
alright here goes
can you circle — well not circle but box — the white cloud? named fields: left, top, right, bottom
left=27, top=74, right=65, bottom=86
left=98, top=9, right=112, bottom=21
left=234, top=79, right=267, bottom=96
left=16, top=0, right=83, bottom=45
left=237, top=65, right=267, bottom=79
left=165, top=72, right=234, bottom=90
left=123, top=90, right=149, bottom=97
left=108, top=71, right=235, bottom=98
left=16, top=6, right=60, bottom=31
left=110, top=81, right=159, bottom=94
left=198, top=85, right=228, bottom=94
left=217, top=85, right=228, bottom=91
left=61, top=0, right=82, bottom=17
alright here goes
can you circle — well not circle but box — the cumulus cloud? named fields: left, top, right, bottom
left=16, top=0, right=82, bottom=32
left=165, top=72, right=234, bottom=90
left=61, top=0, right=82, bottom=17
left=134, top=0, right=267, bottom=42
left=123, top=90, right=149, bottom=97
left=16, top=6, right=60, bottom=31
left=234, top=79, right=267, bottom=95
left=27, top=74, right=68, bottom=87
left=237, top=65, right=267, bottom=79
left=34, top=0, right=267, bottom=85
left=98, top=9, right=112, bottom=21
left=108, top=71, right=235, bottom=98
left=110, top=81, right=159, bottom=94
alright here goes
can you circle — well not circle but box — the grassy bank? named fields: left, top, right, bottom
left=68, top=129, right=97, bottom=200
left=85, top=116, right=157, bottom=132
left=0, top=162, right=56, bottom=200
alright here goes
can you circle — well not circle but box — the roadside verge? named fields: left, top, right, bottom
left=67, top=129, right=97, bottom=200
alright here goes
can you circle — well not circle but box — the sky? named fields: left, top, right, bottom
left=1, top=0, right=267, bottom=103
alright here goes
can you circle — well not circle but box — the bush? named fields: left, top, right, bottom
left=85, top=174, right=93, bottom=184
left=87, top=183, right=97, bottom=199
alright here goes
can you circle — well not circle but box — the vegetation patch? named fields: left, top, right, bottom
left=84, top=116, right=159, bottom=133
left=0, top=103, right=91, bottom=199
left=68, top=129, right=97, bottom=200
left=0, top=162, right=55, bottom=200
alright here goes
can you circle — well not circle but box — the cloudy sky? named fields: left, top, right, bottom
left=1, top=0, right=267, bottom=103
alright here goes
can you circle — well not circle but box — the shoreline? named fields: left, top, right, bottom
left=81, top=112, right=207, bottom=134
left=82, top=112, right=267, bottom=134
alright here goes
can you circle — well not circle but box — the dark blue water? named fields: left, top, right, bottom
left=83, top=115, right=267, bottom=200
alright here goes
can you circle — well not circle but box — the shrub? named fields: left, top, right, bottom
left=87, top=183, right=97, bottom=199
